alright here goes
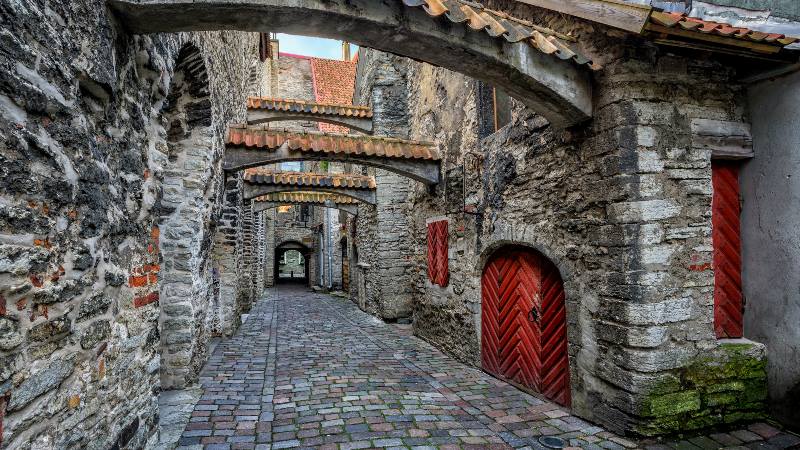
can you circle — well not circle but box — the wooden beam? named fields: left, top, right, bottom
left=513, top=0, right=652, bottom=33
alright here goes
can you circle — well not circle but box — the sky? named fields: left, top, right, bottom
left=276, top=33, right=358, bottom=60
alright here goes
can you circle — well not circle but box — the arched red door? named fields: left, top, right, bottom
left=481, top=248, right=571, bottom=406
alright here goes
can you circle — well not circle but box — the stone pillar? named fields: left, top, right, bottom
left=240, top=202, right=255, bottom=310
left=264, top=211, right=275, bottom=287
left=212, top=176, right=243, bottom=337
left=353, top=51, right=415, bottom=319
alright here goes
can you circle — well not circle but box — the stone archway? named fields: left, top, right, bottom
left=109, top=0, right=594, bottom=127
left=274, top=240, right=311, bottom=284
left=157, top=43, right=220, bottom=390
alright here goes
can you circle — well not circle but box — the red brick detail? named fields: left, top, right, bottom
left=128, top=275, right=149, bottom=288
left=134, top=292, right=159, bottom=308
left=0, top=394, right=7, bottom=445
left=427, top=220, right=449, bottom=287
left=15, top=298, right=26, bottom=311
left=29, top=274, right=43, bottom=288
left=0, top=295, right=5, bottom=316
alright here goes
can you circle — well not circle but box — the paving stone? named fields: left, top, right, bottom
left=166, top=287, right=780, bottom=450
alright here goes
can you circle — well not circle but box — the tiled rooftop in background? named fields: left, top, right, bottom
left=311, top=58, right=358, bottom=133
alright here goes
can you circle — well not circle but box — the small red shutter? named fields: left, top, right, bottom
left=427, top=220, right=449, bottom=287
left=712, top=161, right=743, bottom=338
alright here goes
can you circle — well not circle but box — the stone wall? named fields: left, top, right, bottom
left=0, top=0, right=260, bottom=446
left=352, top=50, right=415, bottom=320
left=354, top=4, right=769, bottom=433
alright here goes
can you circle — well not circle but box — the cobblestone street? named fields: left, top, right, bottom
left=172, top=287, right=799, bottom=450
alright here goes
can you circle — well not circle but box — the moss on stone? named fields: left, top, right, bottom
left=636, top=341, right=768, bottom=436
left=645, top=391, right=701, bottom=417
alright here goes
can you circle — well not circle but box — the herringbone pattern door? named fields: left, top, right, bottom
left=481, top=249, right=571, bottom=406
left=712, top=161, right=743, bottom=338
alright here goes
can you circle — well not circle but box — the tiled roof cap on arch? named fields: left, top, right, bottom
left=646, top=11, right=799, bottom=53
left=405, top=0, right=598, bottom=69
left=247, top=97, right=372, bottom=119
left=227, top=125, right=440, bottom=161
left=243, top=169, right=377, bottom=189
left=254, top=192, right=360, bottom=205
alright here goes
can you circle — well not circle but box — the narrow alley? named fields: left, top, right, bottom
left=170, top=287, right=795, bottom=450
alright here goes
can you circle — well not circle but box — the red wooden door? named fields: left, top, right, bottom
left=712, top=161, right=743, bottom=338
left=481, top=249, right=571, bottom=406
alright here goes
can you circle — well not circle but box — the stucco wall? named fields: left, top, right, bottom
left=741, top=70, right=800, bottom=430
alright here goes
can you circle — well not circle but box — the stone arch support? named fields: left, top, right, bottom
left=254, top=201, right=359, bottom=216
left=157, top=42, right=220, bottom=390
left=248, top=111, right=374, bottom=134
left=109, top=0, right=594, bottom=127
left=243, top=183, right=377, bottom=205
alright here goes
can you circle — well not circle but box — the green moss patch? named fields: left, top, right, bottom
left=636, top=342, right=768, bottom=436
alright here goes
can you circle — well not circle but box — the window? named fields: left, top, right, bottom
left=477, top=82, right=512, bottom=139
left=280, top=161, right=303, bottom=172
left=298, top=205, right=310, bottom=223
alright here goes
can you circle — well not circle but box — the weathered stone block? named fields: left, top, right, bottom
left=0, top=316, right=24, bottom=350
left=8, top=355, right=75, bottom=411
left=79, top=320, right=111, bottom=349
left=645, top=391, right=701, bottom=417
left=607, top=200, right=681, bottom=223
left=28, top=315, right=71, bottom=343
left=76, top=294, right=111, bottom=321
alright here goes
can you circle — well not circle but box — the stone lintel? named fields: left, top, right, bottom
left=691, top=118, right=754, bottom=160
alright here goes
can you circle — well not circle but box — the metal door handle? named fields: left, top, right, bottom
left=528, top=307, right=539, bottom=323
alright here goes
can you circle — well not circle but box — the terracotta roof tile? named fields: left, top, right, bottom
left=647, top=11, right=798, bottom=52
left=254, top=192, right=359, bottom=204
left=311, top=58, right=357, bottom=133
left=247, top=97, right=372, bottom=119
left=243, top=169, right=377, bottom=189
left=228, top=126, right=440, bottom=161
left=406, top=0, right=598, bottom=70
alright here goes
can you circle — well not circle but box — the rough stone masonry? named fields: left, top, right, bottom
left=350, top=0, right=772, bottom=435
left=0, top=0, right=262, bottom=447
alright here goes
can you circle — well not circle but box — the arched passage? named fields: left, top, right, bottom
left=275, top=241, right=311, bottom=284
left=157, top=42, right=219, bottom=390
left=109, top=0, right=594, bottom=127
left=481, top=246, right=571, bottom=406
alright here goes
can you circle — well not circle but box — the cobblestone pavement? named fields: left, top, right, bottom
left=173, top=287, right=800, bottom=450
